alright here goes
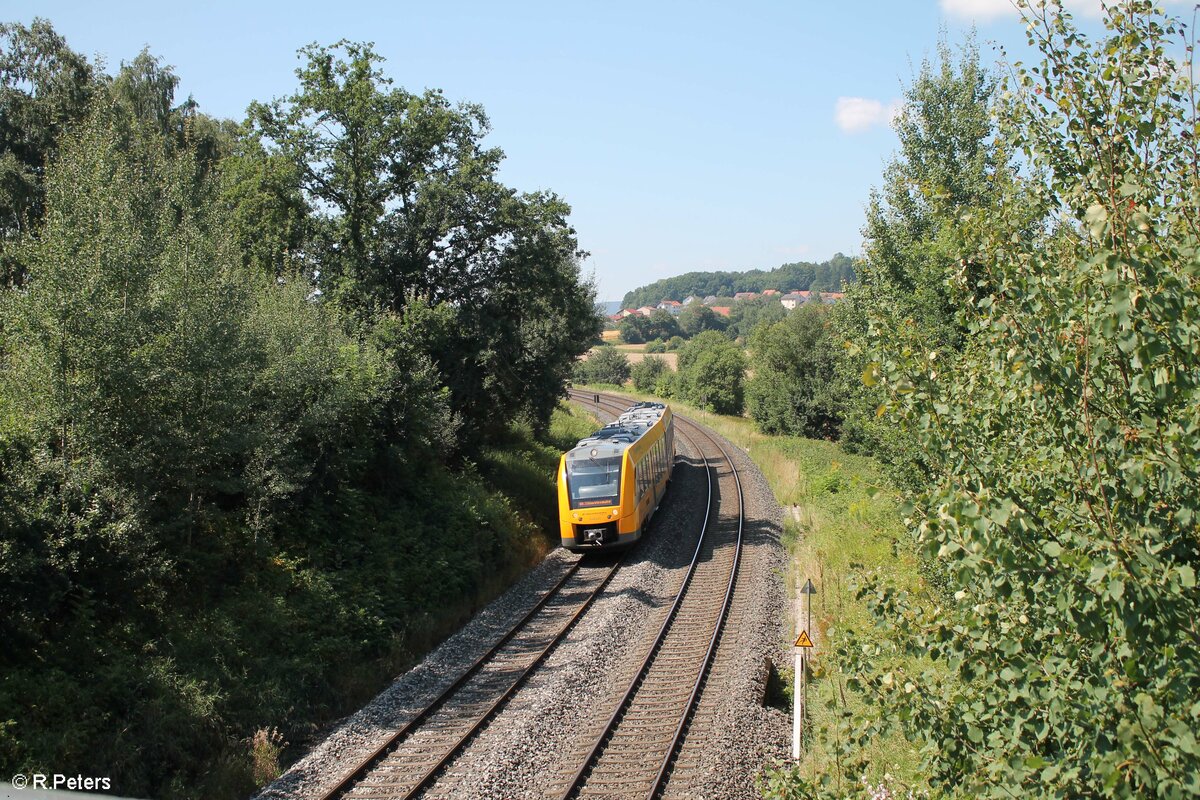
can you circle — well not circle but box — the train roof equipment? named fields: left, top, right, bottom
left=568, top=402, right=668, bottom=461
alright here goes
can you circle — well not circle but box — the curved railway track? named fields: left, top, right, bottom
left=314, top=391, right=742, bottom=800
left=560, top=390, right=744, bottom=800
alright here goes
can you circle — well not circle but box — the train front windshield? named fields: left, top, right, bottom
left=566, top=455, right=622, bottom=509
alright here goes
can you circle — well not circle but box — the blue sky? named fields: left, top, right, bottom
left=4, top=1, right=1181, bottom=300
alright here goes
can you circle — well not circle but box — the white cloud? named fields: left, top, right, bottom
left=940, top=0, right=1017, bottom=21
left=941, top=0, right=1192, bottom=22
left=834, top=97, right=903, bottom=134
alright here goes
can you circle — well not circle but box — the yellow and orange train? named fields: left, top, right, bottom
left=557, top=402, right=675, bottom=551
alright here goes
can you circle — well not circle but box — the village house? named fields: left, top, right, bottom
left=682, top=295, right=700, bottom=305
left=780, top=291, right=811, bottom=310
left=733, top=291, right=758, bottom=301
left=710, top=306, right=732, bottom=318
left=656, top=299, right=683, bottom=315
left=762, top=289, right=780, bottom=296
left=702, top=295, right=718, bottom=304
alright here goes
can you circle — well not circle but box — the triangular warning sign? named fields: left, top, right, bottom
left=794, top=630, right=814, bottom=648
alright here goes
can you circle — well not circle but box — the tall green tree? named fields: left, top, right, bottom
left=677, top=330, right=745, bottom=414
left=0, top=92, right=427, bottom=795
left=747, top=303, right=844, bottom=438
left=725, top=295, right=786, bottom=341
left=251, top=41, right=597, bottom=442
left=835, top=35, right=1007, bottom=487
left=678, top=302, right=724, bottom=337
left=0, top=19, right=95, bottom=284
left=768, top=4, right=1200, bottom=798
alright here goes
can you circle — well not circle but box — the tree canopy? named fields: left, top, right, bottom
left=0, top=27, right=599, bottom=798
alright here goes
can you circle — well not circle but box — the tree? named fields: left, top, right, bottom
left=747, top=303, right=844, bottom=438
left=251, top=41, right=597, bottom=443
left=574, top=345, right=629, bottom=386
left=676, top=330, right=745, bottom=414
left=0, top=94, right=422, bottom=795
left=619, top=313, right=651, bottom=344
left=646, top=309, right=682, bottom=340
left=0, top=19, right=95, bottom=284
left=767, top=4, right=1200, bottom=798
left=218, top=130, right=309, bottom=276
left=725, top=296, right=786, bottom=341
left=678, top=302, right=723, bottom=337
left=833, top=34, right=1005, bottom=489
left=630, top=355, right=669, bottom=392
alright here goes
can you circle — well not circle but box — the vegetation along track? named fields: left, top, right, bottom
left=561, top=389, right=745, bottom=800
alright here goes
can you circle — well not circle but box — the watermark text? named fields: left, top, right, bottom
left=10, top=773, right=113, bottom=792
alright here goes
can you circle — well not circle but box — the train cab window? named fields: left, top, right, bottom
left=566, top=455, right=622, bottom=509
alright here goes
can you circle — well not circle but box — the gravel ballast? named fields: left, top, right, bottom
left=256, top=405, right=788, bottom=800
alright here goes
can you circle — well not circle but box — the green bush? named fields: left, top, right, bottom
left=573, top=345, right=630, bottom=386
left=676, top=330, right=745, bottom=415
left=747, top=303, right=844, bottom=439
left=630, top=355, right=670, bottom=393
left=644, top=338, right=667, bottom=353
left=767, top=6, right=1200, bottom=798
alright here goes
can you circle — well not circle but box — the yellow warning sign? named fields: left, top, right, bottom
left=794, top=630, right=814, bottom=648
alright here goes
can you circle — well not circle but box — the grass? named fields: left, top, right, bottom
left=574, top=385, right=934, bottom=794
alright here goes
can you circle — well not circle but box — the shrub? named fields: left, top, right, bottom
left=630, top=355, right=670, bottom=393
left=575, top=345, right=630, bottom=386
left=676, top=330, right=745, bottom=414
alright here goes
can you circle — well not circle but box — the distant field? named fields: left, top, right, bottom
left=581, top=345, right=678, bottom=371
left=601, top=329, right=620, bottom=341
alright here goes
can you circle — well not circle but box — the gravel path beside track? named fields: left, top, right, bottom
left=255, top=399, right=787, bottom=800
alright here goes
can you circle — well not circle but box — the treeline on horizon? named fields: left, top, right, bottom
left=619, top=253, right=855, bottom=309
left=0, top=20, right=597, bottom=799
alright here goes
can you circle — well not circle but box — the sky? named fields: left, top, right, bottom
left=4, top=0, right=1188, bottom=300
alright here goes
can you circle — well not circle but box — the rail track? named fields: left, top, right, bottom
left=314, top=391, right=742, bottom=800
left=559, top=390, right=744, bottom=799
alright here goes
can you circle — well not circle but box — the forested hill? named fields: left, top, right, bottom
left=620, top=253, right=855, bottom=308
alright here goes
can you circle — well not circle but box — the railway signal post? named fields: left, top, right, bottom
left=793, top=577, right=816, bottom=759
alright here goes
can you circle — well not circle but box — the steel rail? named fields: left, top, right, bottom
left=319, top=393, right=638, bottom=799
left=388, top=562, right=622, bottom=800
left=558, top=389, right=741, bottom=800
left=646, top=419, right=744, bottom=799
left=318, top=559, right=604, bottom=800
